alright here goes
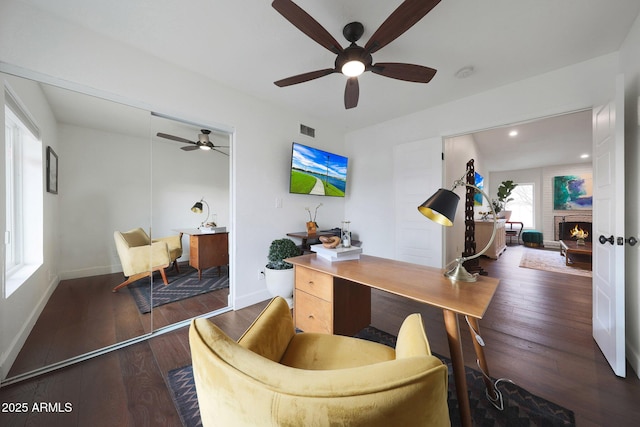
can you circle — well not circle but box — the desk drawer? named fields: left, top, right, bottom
left=295, top=268, right=333, bottom=301
left=295, top=290, right=332, bottom=334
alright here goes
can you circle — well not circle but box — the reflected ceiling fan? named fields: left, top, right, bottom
left=156, top=129, right=229, bottom=156
left=272, top=0, right=440, bottom=109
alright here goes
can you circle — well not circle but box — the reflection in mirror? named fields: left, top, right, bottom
left=1, top=71, right=154, bottom=379
left=149, top=113, right=231, bottom=330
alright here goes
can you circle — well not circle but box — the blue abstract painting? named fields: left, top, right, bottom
left=553, top=174, right=593, bottom=210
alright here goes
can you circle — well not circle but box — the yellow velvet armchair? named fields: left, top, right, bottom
left=112, top=227, right=183, bottom=292
left=189, top=297, right=450, bottom=427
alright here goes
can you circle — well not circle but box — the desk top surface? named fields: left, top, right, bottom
left=287, top=254, right=499, bottom=319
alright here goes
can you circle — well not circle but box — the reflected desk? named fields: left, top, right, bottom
left=287, top=254, right=500, bottom=427
left=176, top=229, right=229, bottom=280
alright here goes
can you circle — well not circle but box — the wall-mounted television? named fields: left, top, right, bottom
left=289, top=142, right=348, bottom=197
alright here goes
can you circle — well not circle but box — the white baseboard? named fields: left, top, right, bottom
left=627, top=341, right=640, bottom=379
left=58, top=264, right=121, bottom=280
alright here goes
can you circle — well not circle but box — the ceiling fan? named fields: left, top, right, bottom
left=156, top=129, right=229, bottom=156
left=272, top=0, right=440, bottom=109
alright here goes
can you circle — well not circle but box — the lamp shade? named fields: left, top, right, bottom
left=191, top=201, right=204, bottom=213
left=417, top=188, right=460, bottom=227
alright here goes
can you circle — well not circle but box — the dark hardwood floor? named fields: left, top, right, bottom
left=1, top=245, right=639, bottom=426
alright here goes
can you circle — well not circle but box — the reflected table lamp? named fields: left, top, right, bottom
left=191, top=198, right=216, bottom=228
left=417, top=174, right=497, bottom=282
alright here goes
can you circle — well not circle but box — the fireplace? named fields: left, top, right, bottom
left=557, top=221, right=592, bottom=242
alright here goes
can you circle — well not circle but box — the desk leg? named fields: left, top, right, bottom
left=466, top=317, right=499, bottom=402
left=443, top=309, right=472, bottom=427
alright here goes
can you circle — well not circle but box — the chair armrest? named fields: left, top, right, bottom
left=237, top=297, right=295, bottom=362
left=153, top=234, right=182, bottom=249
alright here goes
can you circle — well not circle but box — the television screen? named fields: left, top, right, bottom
left=289, top=142, right=348, bottom=197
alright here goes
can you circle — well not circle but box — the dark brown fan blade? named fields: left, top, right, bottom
left=344, top=77, right=359, bottom=109
left=275, top=68, right=336, bottom=87
left=365, top=0, right=441, bottom=54
left=370, top=63, right=437, bottom=83
left=157, top=132, right=195, bottom=145
left=181, top=145, right=200, bottom=151
left=272, top=0, right=343, bottom=54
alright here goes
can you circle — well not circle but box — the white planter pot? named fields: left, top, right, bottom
left=264, top=267, right=294, bottom=308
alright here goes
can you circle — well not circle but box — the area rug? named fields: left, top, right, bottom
left=167, top=326, right=575, bottom=427
left=127, top=266, right=228, bottom=314
left=519, top=248, right=592, bottom=278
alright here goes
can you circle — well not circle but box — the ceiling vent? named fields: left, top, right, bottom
left=300, top=124, right=315, bottom=138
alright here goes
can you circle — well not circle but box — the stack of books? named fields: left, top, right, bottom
left=310, top=244, right=362, bottom=262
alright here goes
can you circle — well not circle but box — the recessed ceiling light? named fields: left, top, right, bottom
left=580, top=153, right=590, bottom=159
left=509, top=130, right=518, bottom=137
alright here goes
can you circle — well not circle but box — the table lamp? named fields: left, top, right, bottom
left=418, top=173, right=497, bottom=282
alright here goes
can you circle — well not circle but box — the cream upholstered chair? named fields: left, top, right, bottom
left=112, top=228, right=183, bottom=292
left=189, top=297, right=450, bottom=427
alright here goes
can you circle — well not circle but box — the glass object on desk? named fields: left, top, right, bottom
left=341, top=220, right=351, bottom=248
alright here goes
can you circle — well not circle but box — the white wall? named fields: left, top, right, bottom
left=0, top=0, right=348, bottom=378
left=0, top=74, right=59, bottom=379
left=346, top=53, right=617, bottom=261
left=619, top=11, right=640, bottom=378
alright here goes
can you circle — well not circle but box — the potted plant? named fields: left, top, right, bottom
left=264, top=238, right=301, bottom=307
left=494, top=180, right=518, bottom=220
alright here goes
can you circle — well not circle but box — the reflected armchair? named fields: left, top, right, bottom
left=112, top=228, right=183, bottom=292
left=189, top=297, right=450, bottom=427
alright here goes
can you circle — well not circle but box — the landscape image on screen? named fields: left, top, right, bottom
left=290, top=142, right=348, bottom=197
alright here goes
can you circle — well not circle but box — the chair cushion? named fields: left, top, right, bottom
left=281, top=333, right=396, bottom=370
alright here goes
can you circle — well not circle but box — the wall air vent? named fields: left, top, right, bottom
left=300, top=124, right=315, bottom=138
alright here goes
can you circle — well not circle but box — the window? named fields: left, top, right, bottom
left=4, top=89, right=43, bottom=297
left=508, top=183, right=534, bottom=228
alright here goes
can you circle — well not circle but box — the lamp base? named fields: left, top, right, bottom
left=445, top=262, right=478, bottom=282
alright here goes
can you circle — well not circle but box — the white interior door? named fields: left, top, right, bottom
left=592, top=74, right=626, bottom=377
left=393, top=138, right=443, bottom=267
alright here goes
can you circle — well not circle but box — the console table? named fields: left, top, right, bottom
left=286, top=230, right=335, bottom=252
left=475, top=219, right=507, bottom=258
left=287, top=254, right=500, bottom=427
left=175, top=229, right=229, bottom=279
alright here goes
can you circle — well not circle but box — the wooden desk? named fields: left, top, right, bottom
left=287, top=254, right=500, bottom=427
left=176, top=229, right=229, bottom=279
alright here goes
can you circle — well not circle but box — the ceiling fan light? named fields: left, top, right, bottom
left=199, top=145, right=212, bottom=151
left=342, top=60, right=365, bottom=77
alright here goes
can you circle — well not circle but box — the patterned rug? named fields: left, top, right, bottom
left=127, top=265, right=228, bottom=314
left=519, top=248, right=592, bottom=278
left=167, top=326, right=575, bottom=427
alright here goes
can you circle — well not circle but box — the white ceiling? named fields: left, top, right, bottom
left=471, top=109, right=593, bottom=172
left=16, top=0, right=639, bottom=171
left=20, top=0, right=640, bottom=133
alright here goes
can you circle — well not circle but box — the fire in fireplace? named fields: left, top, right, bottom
left=559, top=221, right=592, bottom=242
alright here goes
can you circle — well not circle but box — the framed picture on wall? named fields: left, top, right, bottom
left=46, top=146, right=58, bottom=194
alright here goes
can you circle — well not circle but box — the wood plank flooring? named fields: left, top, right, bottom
left=2, top=245, right=639, bottom=426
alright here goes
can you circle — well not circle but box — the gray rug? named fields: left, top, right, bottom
left=128, top=265, right=228, bottom=314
